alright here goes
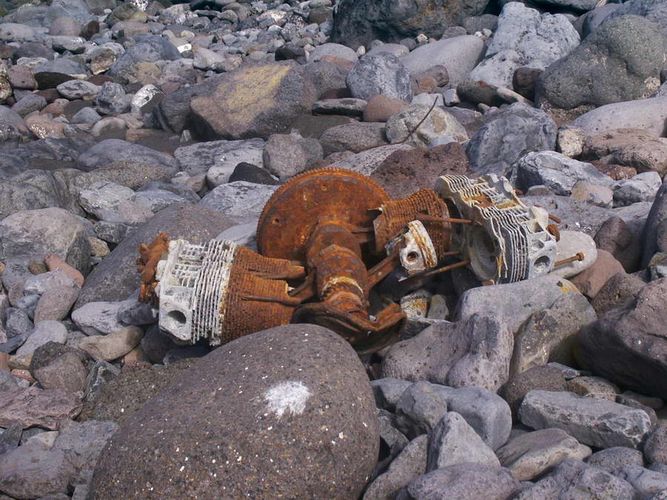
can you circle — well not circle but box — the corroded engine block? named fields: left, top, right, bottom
left=139, top=169, right=562, bottom=353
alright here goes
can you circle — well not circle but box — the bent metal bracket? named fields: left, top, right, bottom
left=137, top=168, right=576, bottom=355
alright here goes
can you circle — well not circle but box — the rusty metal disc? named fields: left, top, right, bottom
left=257, top=168, right=390, bottom=262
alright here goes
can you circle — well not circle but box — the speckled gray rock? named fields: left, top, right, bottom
left=510, top=290, right=597, bottom=376
left=394, top=381, right=449, bottom=439
left=381, top=315, right=513, bottom=392
left=364, top=435, right=427, bottom=500
left=0, top=207, right=90, bottom=273
left=398, top=463, right=520, bottom=500
left=519, top=390, right=652, bottom=448
left=372, top=378, right=412, bottom=411
left=512, top=151, right=613, bottom=196
left=466, top=102, right=557, bottom=175
left=577, top=279, right=667, bottom=400
left=77, top=139, right=178, bottom=173
left=470, top=2, right=579, bottom=87
left=587, top=447, right=644, bottom=475
left=427, top=412, right=500, bottom=471
left=613, top=171, right=662, bottom=207
left=90, top=325, right=379, bottom=499
left=199, top=181, right=277, bottom=223
left=347, top=53, right=412, bottom=102
left=515, top=459, right=637, bottom=499
left=173, top=138, right=265, bottom=180
left=644, top=424, right=667, bottom=465
left=263, top=132, right=323, bottom=181
left=537, top=16, right=666, bottom=109
left=385, top=104, right=468, bottom=147
left=496, top=428, right=591, bottom=481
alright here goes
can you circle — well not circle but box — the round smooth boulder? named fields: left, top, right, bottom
left=90, top=324, right=379, bottom=498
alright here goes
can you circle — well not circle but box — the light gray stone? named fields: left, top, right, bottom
left=427, top=412, right=500, bottom=471
left=512, top=151, right=613, bottom=196
left=347, top=53, right=412, bottom=101
left=364, top=435, right=427, bottom=500
left=199, top=181, right=277, bottom=223
left=372, top=378, right=412, bottom=412
left=382, top=315, right=513, bottom=392
left=400, top=36, right=485, bottom=85
left=71, top=300, right=126, bottom=335
left=519, top=390, right=652, bottom=449
left=385, top=104, right=467, bottom=147
left=573, top=96, right=667, bottom=138
left=613, top=171, right=663, bottom=207
left=173, top=138, right=265, bottom=182
left=496, top=428, right=591, bottom=481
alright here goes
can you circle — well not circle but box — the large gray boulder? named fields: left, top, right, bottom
left=75, top=204, right=234, bottom=307
left=538, top=15, right=667, bottom=109
left=90, top=325, right=379, bottom=499
left=470, top=2, right=579, bottom=87
left=466, top=102, right=557, bottom=175
left=519, top=390, right=652, bottom=449
left=381, top=315, right=513, bottom=392
left=400, top=36, right=485, bottom=85
left=577, top=278, right=667, bottom=400
left=331, top=0, right=490, bottom=50
left=347, top=53, right=412, bottom=101
left=0, top=207, right=90, bottom=273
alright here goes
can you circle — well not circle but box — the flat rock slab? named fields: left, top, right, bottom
left=0, top=386, right=82, bottom=430
left=496, top=428, right=591, bottom=481
left=519, top=390, right=652, bottom=449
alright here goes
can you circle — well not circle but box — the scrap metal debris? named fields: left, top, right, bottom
left=138, top=169, right=568, bottom=353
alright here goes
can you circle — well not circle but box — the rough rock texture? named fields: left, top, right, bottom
left=573, top=96, right=667, bottom=137
left=370, top=142, right=469, bottom=198
left=76, top=204, right=233, bottom=307
left=385, top=104, right=468, bottom=147
left=382, top=315, right=513, bottom=392
left=364, top=435, right=427, bottom=500
left=538, top=16, right=667, bottom=108
left=577, top=279, right=667, bottom=400
left=331, top=0, right=490, bottom=50
left=519, top=390, right=652, bottom=448
left=466, top=102, right=557, bottom=175
left=90, top=325, right=379, bottom=499
left=347, top=53, right=412, bottom=102
left=0, top=387, right=82, bottom=430
left=496, top=428, right=592, bottom=481
left=189, top=63, right=317, bottom=140
left=400, top=463, right=520, bottom=500
left=643, top=179, right=667, bottom=267
left=426, top=412, right=500, bottom=471
left=0, top=207, right=91, bottom=273
left=515, top=458, right=636, bottom=499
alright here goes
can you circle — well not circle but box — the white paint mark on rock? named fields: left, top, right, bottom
left=264, top=381, right=311, bottom=418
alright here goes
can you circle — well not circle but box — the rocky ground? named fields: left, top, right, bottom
left=1, top=0, right=667, bottom=497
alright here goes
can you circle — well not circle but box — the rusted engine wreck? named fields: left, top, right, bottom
left=138, top=169, right=571, bottom=354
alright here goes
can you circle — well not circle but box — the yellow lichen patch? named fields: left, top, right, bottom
left=191, top=64, right=290, bottom=133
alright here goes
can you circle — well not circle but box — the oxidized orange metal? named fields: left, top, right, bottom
left=256, top=168, right=390, bottom=263
left=373, top=189, right=452, bottom=259
left=137, top=231, right=170, bottom=303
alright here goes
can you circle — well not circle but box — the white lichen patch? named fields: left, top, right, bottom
left=264, top=381, right=311, bottom=418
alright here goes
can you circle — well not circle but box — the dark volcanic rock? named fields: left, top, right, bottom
left=537, top=15, right=667, bottom=109
left=331, top=0, right=490, bottom=50
left=90, top=325, right=379, bottom=499
left=75, top=204, right=234, bottom=307
left=577, top=278, right=667, bottom=400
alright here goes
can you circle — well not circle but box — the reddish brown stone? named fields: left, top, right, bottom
left=363, top=94, right=408, bottom=122
left=571, top=249, right=625, bottom=299
left=371, top=142, right=469, bottom=198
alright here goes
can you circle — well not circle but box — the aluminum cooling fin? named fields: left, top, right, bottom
left=436, top=174, right=557, bottom=284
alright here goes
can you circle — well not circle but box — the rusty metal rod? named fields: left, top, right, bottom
left=553, top=252, right=584, bottom=269
left=401, top=259, right=471, bottom=282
